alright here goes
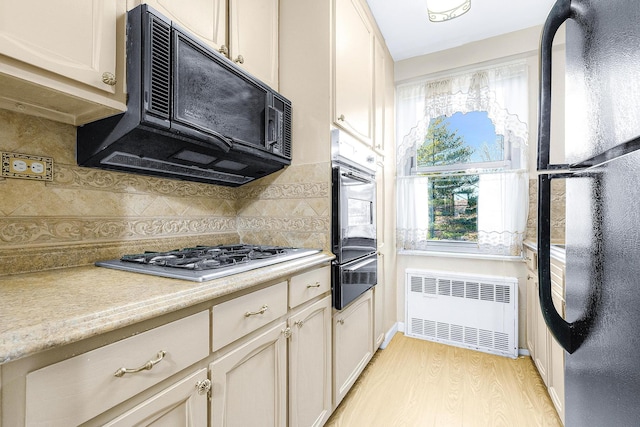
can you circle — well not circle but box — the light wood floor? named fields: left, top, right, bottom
left=325, top=333, right=562, bottom=427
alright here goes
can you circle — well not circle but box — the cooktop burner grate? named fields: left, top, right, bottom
left=96, top=244, right=320, bottom=282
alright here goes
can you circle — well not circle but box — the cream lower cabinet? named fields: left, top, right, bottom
left=18, top=311, right=210, bottom=427
left=525, top=245, right=565, bottom=424
left=548, top=258, right=566, bottom=424
left=288, top=295, right=332, bottom=427
left=209, top=297, right=332, bottom=427
left=104, top=368, right=210, bottom=426
left=333, top=289, right=374, bottom=407
left=210, top=321, right=288, bottom=427
left=210, top=266, right=332, bottom=427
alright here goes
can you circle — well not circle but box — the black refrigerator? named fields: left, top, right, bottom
left=538, top=0, right=640, bottom=425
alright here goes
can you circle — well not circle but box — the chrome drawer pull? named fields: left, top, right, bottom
left=114, top=350, right=166, bottom=377
left=307, top=282, right=321, bottom=288
left=245, top=304, right=269, bottom=317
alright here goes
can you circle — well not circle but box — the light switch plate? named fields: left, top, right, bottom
left=1, top=152, right=53, bottom=181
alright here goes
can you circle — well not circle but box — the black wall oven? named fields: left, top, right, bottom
left=331, top=130, right=377, bottom=310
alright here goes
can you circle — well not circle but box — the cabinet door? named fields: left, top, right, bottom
left=373, top=37, right=386, bottom=153
left=374, top=160, right=386, bottom=349
left=135, top=0, right=227, bottom=51
left=0, top=0, right=117, bottom=93
left=210, top=322, right=287, bottom=427
left=526, top=272, right=537, bottom=357
left=548, top=277, right=566, bottom=424
left=533, top=279, right=549, bottom=385
left=333, top=289, right=374, bottom=407
left=104, top=369, right=209, bottom=426
left=229, top=0, right=279, bottom=89
left=334, top=0, right=373, bottom=143
left=288, top=296, right=332, bottom=427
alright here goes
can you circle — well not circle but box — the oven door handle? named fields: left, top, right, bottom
left=341, top=171, right=372, bottom=184
left=343, top=256, right=376, bottom=272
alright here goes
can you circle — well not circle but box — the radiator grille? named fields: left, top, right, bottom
left=406, top=269, right=518, bottom=358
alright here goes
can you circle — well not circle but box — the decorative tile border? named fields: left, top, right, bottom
left=236, top=217, right=329, bottom=232
left=237, top=182, right=330, bottom=200
left=0, top=233, right=239, bottom=275
left=0, top=217, right=236, bottom=246
left=50, top=164, right=239, bottom=199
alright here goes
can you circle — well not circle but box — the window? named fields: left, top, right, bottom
left=396, top=62, right=529, bottom=256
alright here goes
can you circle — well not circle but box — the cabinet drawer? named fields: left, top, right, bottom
left=212, top=281, right=287, bottom=351
left=25, top=310, right=210, bottom=427
left=289, top=266, right=331, bottom=308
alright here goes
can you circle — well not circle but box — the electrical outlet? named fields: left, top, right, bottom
left=1, top=152, right=53, bottom=181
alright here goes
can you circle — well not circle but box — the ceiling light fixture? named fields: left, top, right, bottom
left=426, top=0, right=471, bottom=22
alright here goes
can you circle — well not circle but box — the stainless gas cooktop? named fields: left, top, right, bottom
left=96, top=244, right=320, bottom=282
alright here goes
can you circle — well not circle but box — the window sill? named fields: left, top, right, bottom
left=398, top=249, right=523, bottom=262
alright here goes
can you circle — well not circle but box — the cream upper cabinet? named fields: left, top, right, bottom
left=333, top=0, right=373, bottom=144
left=288, top=295, right=332, bottom=427
left=373, top=37, right=386, bottom=153
left=132, top=0, right=227, bottom=50
left=138, top=0, right=279, bottom=89
left=228, top=0, right=279, bottom=89
left=0, top=0, right=117, bottom=93
left=0, top=0, right=126, bottom=125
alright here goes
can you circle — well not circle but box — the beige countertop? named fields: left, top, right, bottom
left=523, top=240, right=566, bottom=263
left=0, top=252, right=334, bottom=365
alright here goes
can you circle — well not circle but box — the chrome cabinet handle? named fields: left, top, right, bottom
left=337, top=319, right=344, bottom=325
left=233, top=54, right=245, bottom=64
left=245, top=304, right=268, bottom=317
left=294, top=320, right=304, bottom=328
left=307, top=282, right=321, bottom=288
left=101, top=72, right=117, bottom=86
left=219, top=45, right=229, bottom=57
left=114, top=350, right=166, bottom=377
left=338, top=114, right=345, bottom=121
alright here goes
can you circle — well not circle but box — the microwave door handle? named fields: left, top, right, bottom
left=205, top=130, right=233, bottom=152
left=266, top=106, right=282, bottom=148
left=537, top=0, right=573, bottom=171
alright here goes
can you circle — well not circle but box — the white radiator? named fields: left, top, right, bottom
left=406, top=269, right=518, bottom=358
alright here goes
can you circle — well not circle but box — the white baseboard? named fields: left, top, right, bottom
left=380, top=322, right=403, bottom=349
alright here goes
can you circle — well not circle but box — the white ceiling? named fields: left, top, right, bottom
left=366, top=0, right=557, bottom=61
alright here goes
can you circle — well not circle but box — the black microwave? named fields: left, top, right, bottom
left=77, top=5, right=292, bottom=186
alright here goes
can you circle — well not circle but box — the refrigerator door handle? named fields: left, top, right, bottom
left=538, top=173, right=595, bottom=354
left=537, top=0, right=574, bottom=171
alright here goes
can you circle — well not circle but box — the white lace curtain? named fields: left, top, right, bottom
left=396, top=62, right=529, bottom=256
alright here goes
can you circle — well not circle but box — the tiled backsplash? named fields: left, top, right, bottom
left=526, top=178, right=566, bottom=243
left=0, top=110, right=330, bottom=275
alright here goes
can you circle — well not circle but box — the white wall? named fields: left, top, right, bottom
left=392, top=25, right=566, bottom=349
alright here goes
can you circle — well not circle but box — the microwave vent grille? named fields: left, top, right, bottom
left=148, top=15, right=171, bottom=118
left=101, top=152, right=251, bottom=185
left=283, top=103, right=292, bottom=158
